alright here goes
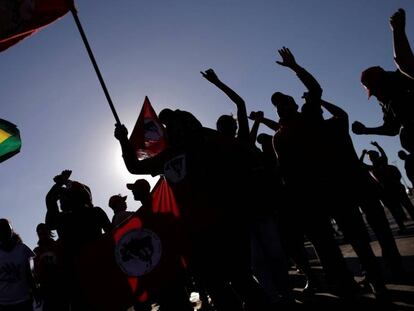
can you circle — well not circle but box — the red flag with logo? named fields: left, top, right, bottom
left=129, top=96, right=167, bottom=160
left=0, top=0, right=72, bottom=52
left=78, top=177, right=186, bottom=310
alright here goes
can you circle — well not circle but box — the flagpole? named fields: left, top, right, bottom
left=68, top=5, right=121, bottom=125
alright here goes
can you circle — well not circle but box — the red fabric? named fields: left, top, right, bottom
left=129, top=96, right=167, bottom=160
left=78, top=177, right=186, bottom=309
left=0, top=0, right=72, bottom=52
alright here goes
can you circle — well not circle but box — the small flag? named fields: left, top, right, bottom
left=0, top=119, right=21, bottom=163
left=0, top=0, right=72, bottom=52
left=129, top=96, right=167, bottom=160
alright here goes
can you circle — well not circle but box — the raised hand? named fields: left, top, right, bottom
left=114, top=124, right=128, bottom=141
left=53, top=169, right=72, bottom=185
left=390, top=8, right=405, bottom=31
left=200, top=68, right=220, bottom=84
left=249, top=111, right=264, bottom=121
left=352, top=121, right=367, bottom=134
left=370, top=141, right=379, bottom=147
left=276, top=47, right=298, bottom=69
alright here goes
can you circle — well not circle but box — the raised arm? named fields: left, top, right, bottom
left=114, top=124, right=162, bottom=175
left=390, top=8, right=414, bottom=79
left=320, top=99, right=348, bottom=120
left=201, top=69, right=249, bottom=141
left=359, top=149, right=368, bottom=162
left=276, top=47, right=323, bottom=99
left=248, top=111, right=263, bottom=146
left=371, top=141, right=388, bottom=162
left=45, top=170, right=71, bottom=230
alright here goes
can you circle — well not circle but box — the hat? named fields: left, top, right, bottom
left=126, top=179, right=151, bottom=192
left=360, top=66, right=386, bottom=98
left=108, top=194, right=127, bottom=208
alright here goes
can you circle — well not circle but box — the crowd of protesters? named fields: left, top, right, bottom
left=1, top=7, right=414, bottom=311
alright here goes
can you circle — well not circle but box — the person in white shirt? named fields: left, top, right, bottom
left=0, top=219, right=39, bottom=311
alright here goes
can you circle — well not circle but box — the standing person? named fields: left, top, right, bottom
left=125, top=178, right=193, bottom=311
left=398, top=149, right=414, bottom=189
left=0, top=219, right=39, bottom=311
left=352, top=64, right=414, bottom=152
left=108, top=194, right=133, bottom=226
left=45, top=170, right=112, bottom=311
left=115, top=109, right=272, bottom=311
left=33, top=223, right=68, bottom=311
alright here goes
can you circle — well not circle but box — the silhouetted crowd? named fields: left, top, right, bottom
left=1, top=7, right=414, bottom=311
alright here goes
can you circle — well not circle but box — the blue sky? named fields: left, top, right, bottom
left=1, top=0, right=414, bottom=248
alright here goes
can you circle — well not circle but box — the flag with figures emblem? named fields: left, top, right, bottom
left=129, top=96, right=167, bottom=160
left=0, top=0, right=72, bottom=52
left=78, top=177, right=186, bottom=310
left=0, top=119, right=21, bottom=163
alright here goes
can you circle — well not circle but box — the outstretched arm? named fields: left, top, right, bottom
left=201, top=69, right=249, bottom=141
left=249, top=111, right=280, bottom=132
left=391, top=8, right=414, bottom=79
left=276, top=47, right=323, bottom=99
left=351, top=120, right=401, bottom=136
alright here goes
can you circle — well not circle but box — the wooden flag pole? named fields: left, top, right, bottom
left=69, top=5, right=121, bottom=124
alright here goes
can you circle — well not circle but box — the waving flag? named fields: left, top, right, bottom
left=129, top=96, right=167, bottom=160
left=0, top=0, right=72, bottom=52
left=78, top=177, right=186, bottom=310
left=0, top=119, right=21, bottom=163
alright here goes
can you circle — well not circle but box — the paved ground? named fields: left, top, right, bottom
left=289, top=218, right=414, bottom=310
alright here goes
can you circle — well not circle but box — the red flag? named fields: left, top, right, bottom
left=0, top=0, right=72, bottom=52
left=78, top=177, right=186, bottom=310
left=129, top=96, right=167, bottom=160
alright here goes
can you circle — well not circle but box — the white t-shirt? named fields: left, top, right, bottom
left=0, top=243, right=35, bottom=305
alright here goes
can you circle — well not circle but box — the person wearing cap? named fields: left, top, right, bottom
left=108, top=194, right=133, bottom=226
left=352, top=64, right=414, bottom=151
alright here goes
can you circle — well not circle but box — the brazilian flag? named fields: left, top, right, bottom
left=0, top=119, right=21, bottom=163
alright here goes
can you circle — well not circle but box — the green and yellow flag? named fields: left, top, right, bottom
left=0, top=119, right=21, bottom=163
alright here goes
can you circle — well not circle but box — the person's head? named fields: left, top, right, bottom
left=301, top=103, right=323, bottom=122
left=271, top=92, right=298, bottom=119
left=398, top=150, right=409, bottom=160
left=0, top=219, right=12, bottom=245
left=108, top=194, right=128, bottom=213
left=0, top=219, right=21, bottom=251
left=36, top=223, right=54, bottom=241
left=126, top=179, right=151, bottom=202
left=360, top=66, right=390, bottom=102
left=59, top=181, right=93, bottom=211
left=216, top=115, right=237, bottom=138
left=159, top=108, right=203, bottom=147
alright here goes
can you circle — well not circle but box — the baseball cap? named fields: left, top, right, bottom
left=360, top=66, right=386, bottom=98
left=126, top=179, right=151, bottom=192
left=108, top=194, right=127, bottom=208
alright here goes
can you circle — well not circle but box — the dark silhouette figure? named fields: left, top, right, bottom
left=108, top=194, right=133, bottom=226
left=45, top=170, right=112, bottom=311
left=0, top=219, right=39, bottom=311
left=274, top=47, right=389, bottom=298
left=115, top=110, right=272, bottom=311
left=352, top=65, right=414, bottom=151
left=33, top=223, right=68, bottom=311
left=398, top=149, right=414, bottom=188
